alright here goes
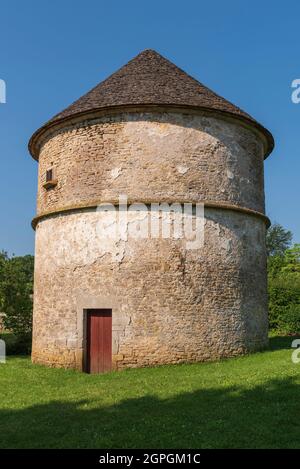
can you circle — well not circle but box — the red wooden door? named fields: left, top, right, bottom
left=87, top=309, right=112, bottom=373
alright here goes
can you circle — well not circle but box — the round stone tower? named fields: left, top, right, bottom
left=29, top=49, right=274, bottom=372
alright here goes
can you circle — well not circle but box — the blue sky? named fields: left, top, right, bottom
left=0, top=0, right=299, bottom=255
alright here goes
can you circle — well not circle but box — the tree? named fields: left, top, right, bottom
left=266, top=223, right=292, bottom=257
left=282, top=244, right=300, bottom=274
left=0, top=251, right=8, bottom=310
left=1, top=255, right=34, bottom=339
left=268, top=237, right=300, bottom=334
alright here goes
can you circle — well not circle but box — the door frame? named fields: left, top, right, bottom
left=83, top=308, right=112, bottom=373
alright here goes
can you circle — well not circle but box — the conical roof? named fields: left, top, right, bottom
left=29, top=49, right=274, bottom=159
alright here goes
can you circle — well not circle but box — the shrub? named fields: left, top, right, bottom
left=278, top=304, right=300, bottom=335
left=0, top=332, right=31, bottom=355
left=268, top=275, right=300, bottom=333
left=1, top=255, right=34, bottom=338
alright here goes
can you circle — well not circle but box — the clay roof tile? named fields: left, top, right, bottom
left=29, top=49, right=274, bottom=159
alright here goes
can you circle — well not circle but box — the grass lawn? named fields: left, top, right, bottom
left=0, top=336, right=300, bottom=449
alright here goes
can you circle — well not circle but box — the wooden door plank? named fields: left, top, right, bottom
left=86, top=309, right=112, bottom=373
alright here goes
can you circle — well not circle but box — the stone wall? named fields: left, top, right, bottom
left=32, top=110, right=268, bottom=370
left=36, top=111, right=265, bottom=217
left=32, top=207, right=268, bottom=370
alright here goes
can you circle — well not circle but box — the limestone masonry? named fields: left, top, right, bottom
left=29, top=49, right=274, bottom=371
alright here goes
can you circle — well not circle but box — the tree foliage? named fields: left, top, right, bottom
left=266, top=223, right=292, bottom=256
left=0, top=251, right=8, bottom=310
left=267, top=223, right=300, bottom=334
left=0, top=254, right=34, bottom=344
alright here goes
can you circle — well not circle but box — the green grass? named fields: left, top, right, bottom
left=0, top=336, right=300, bottom=449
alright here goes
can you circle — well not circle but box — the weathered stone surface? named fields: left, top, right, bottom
left=31, top=109, right=269, bottom=371
left=28, top=36, right=275, bottom=374
left=36, top=112, right=265, bottom=216
left=32, top=204, right=268, bottom=370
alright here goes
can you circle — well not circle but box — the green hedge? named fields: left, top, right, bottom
left=268, top=275, right=300, bottom=334
left=0, top=333, right=31, bottom=355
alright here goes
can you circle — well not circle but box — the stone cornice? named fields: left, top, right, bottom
left=28, top=105, right=274, bottom=161
left=32, top=199, right=270, bottom=230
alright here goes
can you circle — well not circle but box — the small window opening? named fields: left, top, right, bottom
left=46, top=169, right=53, bottom=182
left=43, top=167, right=57, bottom=189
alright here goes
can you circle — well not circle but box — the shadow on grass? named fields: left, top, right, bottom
left=1, top=376, right=300, bottom=449
left=268, top=335, right=300, bottom=351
